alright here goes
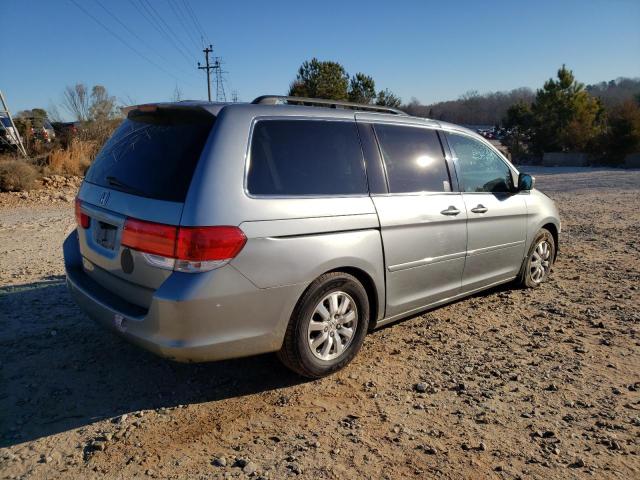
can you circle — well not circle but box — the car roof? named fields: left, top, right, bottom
left=124, top=100, right=480, bottom=137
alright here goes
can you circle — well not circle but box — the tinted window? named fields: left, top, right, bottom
left=85, top=108, right=214, bottom=202
left=247, top=120, right=367, bottom=196
left=1, top=117, right=11, bottom=127
left=447, top=133, right=513, bottom=193
left=374, top=124, right=450, bottom=193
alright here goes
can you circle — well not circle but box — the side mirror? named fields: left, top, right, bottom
left=517, top=172, right=535, bottom=191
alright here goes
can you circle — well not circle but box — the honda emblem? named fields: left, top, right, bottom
left=99, top=191, right=110, bottom=206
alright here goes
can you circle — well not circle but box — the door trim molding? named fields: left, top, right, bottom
left=466, top=240, right=524, bottom=257
left=388, top=251, right=466, bottom=272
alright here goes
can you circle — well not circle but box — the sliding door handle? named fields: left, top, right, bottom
left=440, top=206, right=461, bottom=216
left=470, top=204, right=488, bottom=214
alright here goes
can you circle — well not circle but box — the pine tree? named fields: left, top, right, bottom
left=348, top=73, right=376, bottom=104
left=530, top=65, right=605, bottom=153
left=376, top=89, right=402, bottom=108
left=288, top=58, right=349, bottom=100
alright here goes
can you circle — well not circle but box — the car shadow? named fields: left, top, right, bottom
left=0, top=277, right=306, bottom=448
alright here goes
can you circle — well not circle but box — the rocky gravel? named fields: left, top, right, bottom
left=0, top=168, right=639, bottom=479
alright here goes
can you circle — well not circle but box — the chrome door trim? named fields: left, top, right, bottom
left=388, top=250, right=467, bottom=272
left=466, top=240, right=525, bottom=257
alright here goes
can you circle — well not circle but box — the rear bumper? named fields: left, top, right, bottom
left=63, top=231, right=303, bottom=362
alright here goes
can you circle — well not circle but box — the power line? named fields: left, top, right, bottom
left=167, top=0, right=201, bottom=51
left=131, top=0, right=194, bottom=69
left=139, top=0, right=197, bottom=64
left=93, top=0, right=200, bottom=83
left=93, top=0, right=173, bottom=66
left=68, top=0, right=197, bottom=87
left=181, top=0, right=208, bottom=46
left=182, top=0, right=209, bottom=41
left=135, top=0, right=195, bottom=66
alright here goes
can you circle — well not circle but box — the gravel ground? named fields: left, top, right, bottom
left=1, top=169, right=639, bottom=479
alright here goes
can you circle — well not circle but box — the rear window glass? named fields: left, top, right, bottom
left=85, top=108, right=214, bottom=202
left=247, top=120, right=367, bottom=196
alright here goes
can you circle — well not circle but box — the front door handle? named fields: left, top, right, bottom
left=470, top=204, right=488, bottom=214
left=440, top=206, right=461, bottom=216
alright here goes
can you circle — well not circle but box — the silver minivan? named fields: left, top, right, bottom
left=64, top=96, right=560, bottom=378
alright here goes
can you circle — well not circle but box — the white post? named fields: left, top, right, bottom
left=0, top=90, right=28, bottom=157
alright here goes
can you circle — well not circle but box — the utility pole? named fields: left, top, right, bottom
left=197, top=44, right=213, bottom=101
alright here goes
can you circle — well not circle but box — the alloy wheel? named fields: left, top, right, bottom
left=530, top=239, right=552, bottom=283
left=307, top=291, right=358, bottom=361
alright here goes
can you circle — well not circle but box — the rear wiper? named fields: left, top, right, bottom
left=106, top=176, right=145, bottom=196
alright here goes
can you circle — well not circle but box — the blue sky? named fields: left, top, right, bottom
left=2, top=0, right=639, bottom=119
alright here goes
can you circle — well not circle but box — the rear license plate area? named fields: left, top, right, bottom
left=94, top=221, right=118, bottom=250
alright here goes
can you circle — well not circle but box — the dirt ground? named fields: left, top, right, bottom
left=1, top=168, right=639, bottom=479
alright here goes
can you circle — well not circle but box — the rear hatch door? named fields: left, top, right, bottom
left=76, top=105, right=216, bottom=308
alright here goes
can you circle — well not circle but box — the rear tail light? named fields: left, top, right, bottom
left=176, top=226, right=247, bottom=261
left=121, top=218, right=177, bottom=258
left=121, top=218, right=246, bottom=272
left=75, top=199, right=90, bottom=229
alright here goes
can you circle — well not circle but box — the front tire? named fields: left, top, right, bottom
left=277, top=272, right=369, bottom=378
left=519, top=228, right=555, bottom=288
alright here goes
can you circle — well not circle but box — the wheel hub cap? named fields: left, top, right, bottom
left=307, top=291, right=358, bottom=361
left=530, top=239, right=552, bottom=283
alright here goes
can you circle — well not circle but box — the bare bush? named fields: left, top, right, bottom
left=0, top=159, right=38, bottom=192
left=62, top=84, right=90, bottom=122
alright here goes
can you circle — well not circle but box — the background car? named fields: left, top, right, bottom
left=16, top=116, right=56, bottom=143
left=52, top=121, right=80, bottom=146
left=0, top=115, right=23, bottom=151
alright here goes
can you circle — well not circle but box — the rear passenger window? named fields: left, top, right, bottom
left=373, top=124, right=450, bottom=193
left=247, top=120, right=367, bottom=196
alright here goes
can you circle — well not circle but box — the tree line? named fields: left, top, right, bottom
left=503, top=66, right=640, bottom=164
left=404, top=88, right=536, bottom=126
left=402, top=78, right=640, bottom=127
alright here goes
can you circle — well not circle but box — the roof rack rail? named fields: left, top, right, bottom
left=251, top=95, right=406, bottom=115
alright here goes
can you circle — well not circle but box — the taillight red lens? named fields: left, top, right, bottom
left=121, top=218, right=246, bottom=264
left=122, top=218, right=178, bottom=258
left=75, top=199, right=90, bottom=229
left=176, top=226, right=247, bottom=261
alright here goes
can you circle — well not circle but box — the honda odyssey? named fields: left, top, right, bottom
left=64, top=96, right=560, bottom=378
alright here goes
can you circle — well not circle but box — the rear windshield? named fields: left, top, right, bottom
left=85, top=108, right=215, bottom=202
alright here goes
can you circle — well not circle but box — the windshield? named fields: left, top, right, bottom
left=85, top=108, right=215, bottom=202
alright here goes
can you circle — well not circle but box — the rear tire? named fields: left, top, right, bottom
left=518, top=228, right=555, bottom=288
left=277, top=272, right=369, bottom=378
